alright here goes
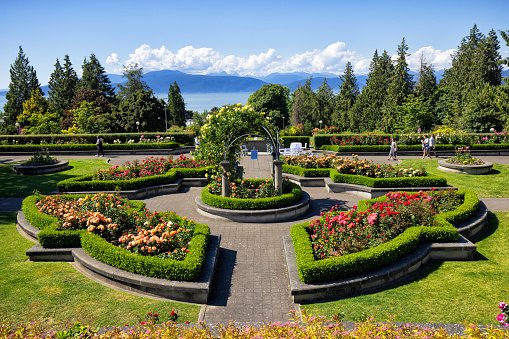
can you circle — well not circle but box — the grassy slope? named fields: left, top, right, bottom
left=305, top=212, right=509, bottom=325
left=0, top=159, right=112, bottom=198
left=399, top=159, right=509, bottom=198
left=0, top=212, right=201, bottom=330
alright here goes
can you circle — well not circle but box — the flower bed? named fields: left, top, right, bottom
left=446, top=147, right=484, bottom=165
left=22, top=193, right=210, bottom=281
left=57, top=157, right=211, bottom=192
left=291, top=190, right=478, bottom=283
left=201, top=179, right=302, bottom=210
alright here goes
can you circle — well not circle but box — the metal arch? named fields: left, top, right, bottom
left=223, top=125, right=281, bottom=162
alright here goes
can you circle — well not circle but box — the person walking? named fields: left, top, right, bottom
left=388, top=137, right=397, bottom=160
left=429, top=134, right=436, bottom=158
left=96, top=135, right=104, bottom=157
left=422, top=135, right=429, bottom=159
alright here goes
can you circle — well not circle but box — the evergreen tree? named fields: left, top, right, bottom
left=463, top=82, right=504, bottom=132
left=247, top=84, right=290, bottom=130
left=61, top=89, right=112, bottom=131
left=117, top=63, right=150, bottom=102
left=414, top=51, right=437, bottom=101
left=48, top=56, right=78, bottom=113
left=384, top=38, right=414, bottom=133
left=167, top=81, right=186, bottom=127
left=299, top=77, right=319, bottom=133
left=114, top=89, right=165, bottom=132
left=315, top=78, right=334, bottom=127
left=350, top=50, right=393, bottom=132
left=332, top=61, right=359, bottom=130
left=2, top=46, right=41, bottom=134
left=499, top=29, right=509, bottom=83
left=78, top=54, right=116, bottom=102
left=440, top=24, right=502, bottom=126
left=291, top=84, right=305, bottom=127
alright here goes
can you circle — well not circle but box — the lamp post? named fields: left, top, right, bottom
left=319, top=120, right=323, bottom=130
left=136, top=121, right=140, bottom=133
left=164, top=106, right=168, bottom=132
left=15, top=122, right=20, bottom=135
left=282, top=116, right=285, bottom=131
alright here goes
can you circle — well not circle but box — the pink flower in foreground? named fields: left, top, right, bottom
left=500, top=302, right=506, bottom=309
left=497, top=314, right=506, bottom=323
left=367, top=213, right=377, bottom=225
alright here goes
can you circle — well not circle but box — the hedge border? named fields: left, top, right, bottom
left=329, top=169, right=448, bottom=188
left=57, top=166, right=211, bottom=192
left=21, top=193, right=210, bottom=281
left=291, top=190, right=477, bottom=283
left=281, top=164, right=331, bottom=177
left=200, top=180, right=303, bottom=210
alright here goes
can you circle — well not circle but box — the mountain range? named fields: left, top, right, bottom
left=1, top=69, right=507, bottom=97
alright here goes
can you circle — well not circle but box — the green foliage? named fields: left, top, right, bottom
left=332, top=61, right=359, bottom=130
left=396, top=95, right=435, bottom=132
left=16, top=88, right=62, bottom=134
left=116, top=63, right=150, bottom=102
left=292, top=190, right=477, bottom=283
left=113, top=89, right=165, bottom=133
left=70, top=101, right=104, bottom=134
left=195, top=104, right=276, bottom=170
left=248, top=84, right=290, bottom=130
left=168, top=81, right=186, bottom=127
left=2, top=46, right=41, bottom=135
left=78, top=54, right=116, bottom=102
left=281, top=136, right=310, bottom=148
left=201, top=180, right=302, bottom=210
left=282, top=164, right=331, bottom=177
left=48, top=55, right=78, bottom=112
left=463, top=82, right=505, bottom=132
left=81, top=220, right=209, bottom=281
left=329, top=169, right=447, bottom=188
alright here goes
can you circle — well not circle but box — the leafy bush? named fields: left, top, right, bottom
left=330, top=169, right=447, bottom=188
left=292, top=190, right=477, bottom=283
left=282, top=164, right=331, bottom=177
left=201, top=180, right=302, bottom=210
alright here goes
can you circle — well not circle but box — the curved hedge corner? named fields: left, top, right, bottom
left=291, top=190, right=478, bottom=284
left=201, top=180, right=302, bottom=210
left=80, top=221, right=210, bottom=281
left=21, top=194, right=209, bottom=281
left=57, top=167, right=211, bottom=192
left=282, top=164, right=331, bottom=177
left=329, top=169, right=447, bottom=188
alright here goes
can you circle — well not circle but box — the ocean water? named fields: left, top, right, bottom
left=0, top=92, right=252, bottom=113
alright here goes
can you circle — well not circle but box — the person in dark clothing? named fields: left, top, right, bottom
left=96, top=135, right=104, bottom=157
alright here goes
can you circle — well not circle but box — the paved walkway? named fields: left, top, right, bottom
left=1, top=152, right=509, bottom=325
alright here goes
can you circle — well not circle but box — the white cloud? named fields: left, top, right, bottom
left=107, top=43, right=455, bottom=78
left=406, top=46, right=455, bottom=71
left=106, top=53, right=121, bottom=65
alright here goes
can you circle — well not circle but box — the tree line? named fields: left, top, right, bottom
left=246, top=25, right=509, bottom=135
left=1, top=50, right=187, bottom=135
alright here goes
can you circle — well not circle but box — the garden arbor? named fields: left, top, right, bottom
left=195, top=104, right=283, bottom=197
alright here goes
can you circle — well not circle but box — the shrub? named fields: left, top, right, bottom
left=201, top=180, right=302, bottom=210
left=292, top=190, right=477, bottom=283
left=330, top=170, right=447, bottom=188
left=281, top=136, right=310, bottom=148
left=282, top=164, right=331, bottom=177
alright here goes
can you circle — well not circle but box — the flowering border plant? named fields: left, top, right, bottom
left=307, top=189, right=461, bottom=259
left=446, top=147, right=485, bottom=165
left=497, top=302, right=509, bottom=326
left=22, top=148, right=58, bottom=166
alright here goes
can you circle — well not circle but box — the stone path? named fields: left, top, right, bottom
left=1, top=152, right=509, bottom=325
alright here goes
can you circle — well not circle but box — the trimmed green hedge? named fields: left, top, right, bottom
left=291, top=190, right=477, bottom=283
left=57, top=167, right=211, bottom=192
left=201, top=180, right=302, bottom=210
left=0, top=132, right=195, bottom=146
left=81, top=220, right=210, bottom=281
left=319, top=144, right=458, bottom=152
left=0, top=142, right=183, bottom=152
left=329, top=169, right=447, bottom=188
left=22, top=194, right=146, bottom=248
left=281, top=136, right=311, bottom=148
left=282, top=164, right=331, bottom=177
left=21, top=193, right=209, bottom=281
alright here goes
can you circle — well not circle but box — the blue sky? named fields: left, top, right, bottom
left=1, top=0, right=508, bottom=89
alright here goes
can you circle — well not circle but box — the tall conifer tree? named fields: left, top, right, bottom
left=78, top=54, right=116, bottom=102
left=333, top=62, right=359, bottom=131
left=1, top=46, right=41, bottom=134
left=168, top=81, right=186, bottom=127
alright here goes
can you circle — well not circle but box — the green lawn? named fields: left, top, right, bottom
left=0, top=212, right=201, bottom=330
left=305, top=211, right=509, bottom=325
left=400, top=159, right=509, bottom=198
left=0, top=159, right=111, bottom=198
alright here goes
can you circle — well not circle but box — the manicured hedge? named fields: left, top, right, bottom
left=329, top=169, right=447, bottom=188
left=282, top=164, right=331, bottom=177
left=291, top=190, right=477, bottom=283
left=201, top=180, right=302, bottom=210
left=80, top=220, right=210, bottom=281
left=22, top=194, right=146, bottom=248
left=0, top=142, right=182, bottom=153
left=319, top=144, right=457, bottom=152
left=21, top=193, right=209, bottom=281
left=57, top=167, right=211, bottom=192
left=0, top=132, right=195, bottom=146
left=281, top=136, right=311, bottom=148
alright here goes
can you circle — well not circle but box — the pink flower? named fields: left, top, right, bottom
left=500, top=302, right=506, bottom=309
left=367, top=213, right=377, bottom=225
left=497, top=314, right=506, bottom=323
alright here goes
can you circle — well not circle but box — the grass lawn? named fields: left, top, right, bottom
left=0, top=159, right=111, bottom=198
left=305, top=211, right=509, bottom=325
left=0, top=212, right=201, bottom=330
left=400, top=159, right=509, bottom=198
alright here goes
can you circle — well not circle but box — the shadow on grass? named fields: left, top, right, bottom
left=472, top=212, right=499, bottom=261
